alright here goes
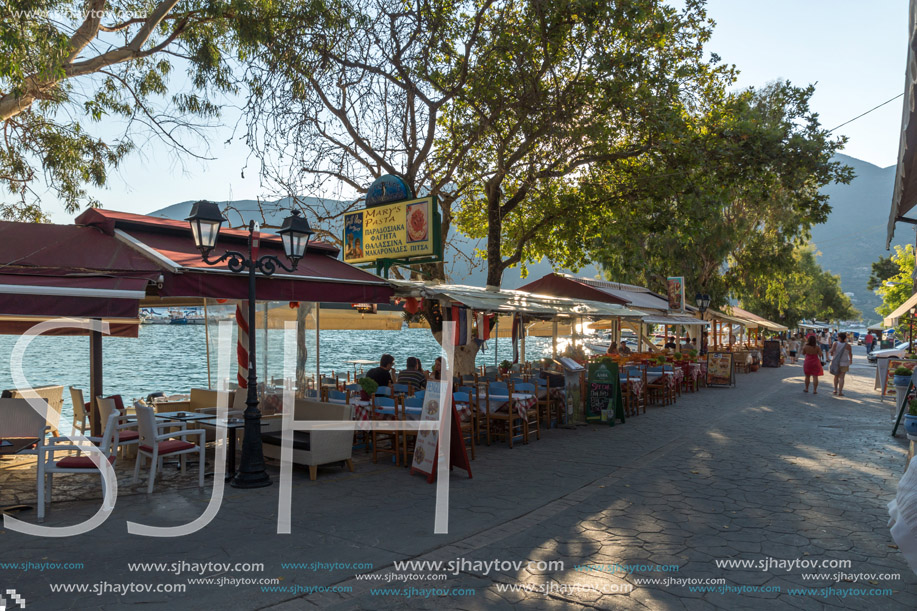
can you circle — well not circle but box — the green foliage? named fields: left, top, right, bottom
left=868, top=254, right=900, bottom=292
left=894, top=367, right=913, bottom=377
left=357, top=376, right=378, bottom=395
left=0, top=0, right=278, bottom=219
left=589, top=81, right=851, bottom=308
left=736, top=244, right=859, bottom=327
left=875, top=245, right=915, bottom=331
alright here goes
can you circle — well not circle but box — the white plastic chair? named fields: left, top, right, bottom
left=97, top=396, right=140, bottom=458
left=36, top=411, right=120, bottom=522
left=132, top=403, right=205, bottom=494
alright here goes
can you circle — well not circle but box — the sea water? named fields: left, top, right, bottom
left=0, top=325, right=566, bottom=434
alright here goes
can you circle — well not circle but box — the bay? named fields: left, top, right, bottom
left=0, top=325, right=563, bottom=434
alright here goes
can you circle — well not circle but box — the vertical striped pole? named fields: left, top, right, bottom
left=236, top=301, right=250, bottom=388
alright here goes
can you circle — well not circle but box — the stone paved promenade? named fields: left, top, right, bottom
left=2, top=345, right=916, bottom=610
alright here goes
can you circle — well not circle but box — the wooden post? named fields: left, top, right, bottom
left=204, top=299, right=212, bottom=389
left=89, top=323, right=103, bottom=437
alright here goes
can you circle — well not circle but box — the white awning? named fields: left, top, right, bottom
left=641, top=314, right=709, bottom=327
left=389, top=281, right=647, bottom=318
left=884, top=292, right=917, bottom=327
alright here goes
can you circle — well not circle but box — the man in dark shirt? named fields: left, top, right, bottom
left=397, top=356, right=427, bottom=390
left=664, top=336, right=677, bottom=350
left=365, top=354, right=395, bottom=389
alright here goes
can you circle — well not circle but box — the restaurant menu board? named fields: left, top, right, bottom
left=343, top=196, right=439, bottom=264
left=706, top=352, right=735, bottom=387
left=411, top=381, right=444, bottom=476
left=762, top=341, right=781, bottom=368
left=586, top=361, right=624, bottom=424
left=883, top=360, right=917, bottom=397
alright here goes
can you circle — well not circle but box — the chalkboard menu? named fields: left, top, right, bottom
left=762, top=340, right=781, bottom=368
left=586, top=361, right=624, bottom=424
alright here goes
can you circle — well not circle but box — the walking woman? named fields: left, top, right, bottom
left=802, top=335, right=824, bottom=393
left=829, top=331, right=854, bottom=396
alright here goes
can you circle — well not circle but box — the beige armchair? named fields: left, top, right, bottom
left=3, top=385, right=63, bottom=435
left=261, top=399, right=354, bottom=480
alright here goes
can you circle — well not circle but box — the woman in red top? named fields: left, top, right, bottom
left=801, top=335, right=824, bottom=393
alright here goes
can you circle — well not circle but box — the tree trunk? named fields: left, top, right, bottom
left=485, top=188, right=503, bottom=288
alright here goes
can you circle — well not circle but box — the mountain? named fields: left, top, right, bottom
left=148, top=199, right=602, bottom=288
left=811, top=154, right=903, bottom=324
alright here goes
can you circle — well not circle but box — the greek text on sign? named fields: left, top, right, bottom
left=343, top=197, right=437, bottom=264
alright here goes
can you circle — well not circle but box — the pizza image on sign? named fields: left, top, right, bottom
left=406, top=202, right=428, bottom=243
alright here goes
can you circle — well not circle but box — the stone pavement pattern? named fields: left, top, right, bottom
left=2, top=346, right=916, bottom=610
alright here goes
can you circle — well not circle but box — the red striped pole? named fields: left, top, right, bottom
left=236, top=301, right=250, bottom=388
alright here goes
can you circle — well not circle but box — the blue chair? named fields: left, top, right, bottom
left=327, top=390, right=347, bottom=404
left=375, top=385, right=392, bottom=397
left=452, top=391, right=470, bottom=404
left=488, top=382, right=509, bottom=396
left=514, top=382, right=536, bottom=394
left=392, top=383, right=411, bottom=395
left=304, top=388, right=320, bottom=399
left=403, top=397, right=424, bottom=409
left=413, top=390, right=425, bottom=401
left=371, top=396, right=400, bottom=465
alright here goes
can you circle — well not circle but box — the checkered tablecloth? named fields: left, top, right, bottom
left=484, top=393, right=535, bottom=419
left=353, top=400, right=470, bottom=422
left=621, top=377, right=643, bottom=398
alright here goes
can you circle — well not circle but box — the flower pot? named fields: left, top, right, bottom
left=905, top=414, right=917, bottom=436
left=894, top=375, right=912, bottom=387
left=360, top=390, right=371, bottom=401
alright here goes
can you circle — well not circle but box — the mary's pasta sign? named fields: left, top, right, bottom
left=342, top=196, right=441, bottom=264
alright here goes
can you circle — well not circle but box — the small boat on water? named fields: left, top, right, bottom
left=140, top=309, right=171, bottom=324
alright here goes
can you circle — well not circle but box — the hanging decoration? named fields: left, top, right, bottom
left=289, top=301, right=300, bottom=309
left=404, top=297, right=421, bottom=315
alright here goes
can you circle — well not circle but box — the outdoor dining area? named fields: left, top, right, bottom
left=0, top=208, right=789, bottom=522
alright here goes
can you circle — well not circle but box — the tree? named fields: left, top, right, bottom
left=447, top=0, right=728, bottom=287
left=590, top=81, right=852, bottom=308
left=242, top=0, right=727, bottom=373
left=738, top=244, right=858, bottom=328
left=867, top=253, right=900, bottom=292
left=875, top=244, right=916, bottom=330
left=0, top=0, right=277, bottom=220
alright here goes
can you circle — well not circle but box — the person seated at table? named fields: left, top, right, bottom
left=415, top=357, right=429, bottom=378
left=664, top=336, right=677, bottom=350
left=618, top=342, right=631, bottom=355
left=431, top=357, right=442, bottom=380
left=606, top=341, right=619, bottom=355
left=365, top=354, right=395, bottom=389
left=397, top=356, right=427, bottom=390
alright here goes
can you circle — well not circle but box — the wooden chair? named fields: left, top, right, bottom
left=371, top=396, right=400, bottom=465
left=645, top=366, right=672, bottom=406
left=514, top=382, right=540, bottom=443
left=459, top=385, right=488, bottom=447
left=402, top=396, right=424, bottom=465
left=536, top=377, right=555, bottom=429
left=485, top=383, right=524, bottom=449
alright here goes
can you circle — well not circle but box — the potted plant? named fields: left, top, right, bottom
left=894, top=367, right=914, bottom=388
left=673, top=352, right=683, bottom=362
left=906, top=399, right=917, bottom=436
left=653, top=354, right=666, bottom=366
left=499, top=359, right=513, bottom=375
left=357, top=376, right=378, bottom=401
left=688, top=349, right=699, bottom=362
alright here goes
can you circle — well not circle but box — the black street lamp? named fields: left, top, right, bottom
left=695, top=293, right=711, bottom=314
left=186, top=200, right=314, bottom=488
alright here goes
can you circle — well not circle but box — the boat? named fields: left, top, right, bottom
left=140, top=309, right=171, bottom=324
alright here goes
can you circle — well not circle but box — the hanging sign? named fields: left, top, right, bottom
left=343, top=196, right=442, bottom=264
left=351, top=303, right=377, bottom=314
left=667, top=276, right=685, bottom=311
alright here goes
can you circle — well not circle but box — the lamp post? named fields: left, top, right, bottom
left=186, top=200, right=314, bottom=488
left=695, top=293, right=710, bottom=353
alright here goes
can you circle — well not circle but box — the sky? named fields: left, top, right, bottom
left=42, top=0, right=911, bottom=223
